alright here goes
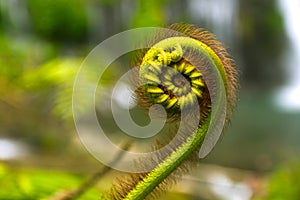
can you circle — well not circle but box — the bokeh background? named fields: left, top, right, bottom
left=0, top=0, right=299, bottom=199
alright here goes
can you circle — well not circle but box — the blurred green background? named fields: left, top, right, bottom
left=0, top=0, right=300, bottom=199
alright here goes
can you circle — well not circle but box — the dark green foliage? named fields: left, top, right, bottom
left=0, top=4, right=2, bottom=31
left=27, top=0, right=88, bottom=42
left=239, top=0, right=286, bottom=88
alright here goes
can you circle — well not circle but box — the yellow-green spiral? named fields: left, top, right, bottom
left=140, top=44, right=205, bottom=112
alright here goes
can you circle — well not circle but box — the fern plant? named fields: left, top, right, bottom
left=104, top=23, right=239, bottom=200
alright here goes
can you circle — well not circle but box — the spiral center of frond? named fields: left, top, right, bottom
left=140, top=44, right=205, bottom=111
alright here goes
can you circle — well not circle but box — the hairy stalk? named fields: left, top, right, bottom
left=123, top=115, right=211, bottom=200
left=106, top=23, right=239, bottom=200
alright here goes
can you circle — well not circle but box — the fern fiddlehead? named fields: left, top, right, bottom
left=106, top=23, right=239, bottom=200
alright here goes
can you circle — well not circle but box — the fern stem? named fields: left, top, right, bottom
left=124, top=114, right=211, bottom=200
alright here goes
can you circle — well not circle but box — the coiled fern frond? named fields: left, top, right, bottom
left=105, top=23, right=239, bottom=200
